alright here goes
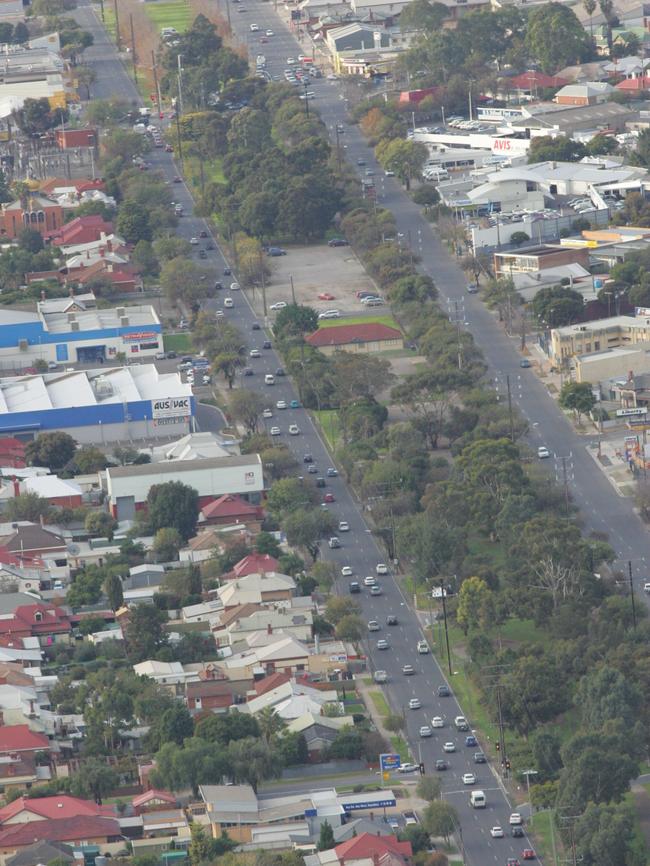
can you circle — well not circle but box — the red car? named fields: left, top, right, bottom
left=323, top=492, right=335, bottom=503
left=173, top=176, right=182, bottom=183
left=506, top=860, right=520, bottom=866
left=260, top=35, right=268, bottom=42
left=318, top=292, right=336, bottom=301
left=165, top=144, right=173, bottom=153
left=523, top=851, right=536, bottom=861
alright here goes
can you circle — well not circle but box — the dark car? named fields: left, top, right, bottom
left=267, top=247, right=287, bottom=256
left=214, top=281, right=223, bottom=291
left=512, top=827, right=525, bottom=839
left=303, top=454, right=314, bottom=463
left=243, top=367, right=254, bottom=376
left=328, top=238, right=349, bottom=247
left=474, top=752, right=487, bottom=764
left=316, top=477, right=326, bottom=488
left=224, top=267, right=232, bottom=275
left=386, top=615, right=398, bottom=625
left=435, top=760, right=448, bottom=771
left=166, top=351, right=177, bottom=359
left=465, top=735, right=478, bottom=747
left=437, top=685, right=451, bottom=697
left=276, top=367, right=286, bottom=376
left=357, top=158, right=366, bottom=166
left=326, top=467, right=338, bottom=477
left=207, top=242, right=215, bottom=250
left=199, top=249, right=207, bottom=258
left=349, top=581, right=361, bottom=594
left=199, top=230, right=208, bottom=238
left=252, top=323, right=261, bottom=330
left=520, top=358, right=531, bottom=368
left=263, top=340, right=272, bottom=349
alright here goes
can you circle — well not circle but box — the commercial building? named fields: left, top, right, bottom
left=494, top=245, right=591, bottom=278
left=0, top=195, right=63, bottom=241
left=0, top=303, right=162, bottom=369
left=0, top=366, right=193, bottom=444
left=549, top=315, right=650, bottom=366
left=507, top=101, right=638, bottom=137
left=553, top=82, right=614, bottom=105
left=306, top=323, right=404, bottom=354
left=104, top=454, right=264, bottom=520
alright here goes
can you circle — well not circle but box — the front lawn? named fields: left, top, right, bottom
left=163, top=333, right=192, bottom=352
left=144, top=0, right=192, bottom=32
left=317, top=314, right=401, bottom=331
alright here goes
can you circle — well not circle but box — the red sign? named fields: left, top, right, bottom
left=122, top=331, right=158, bottom=341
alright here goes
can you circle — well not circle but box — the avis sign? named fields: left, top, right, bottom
left=490, top=137, right=529, bottom=155
left=151, top=396, right=191, bottom=419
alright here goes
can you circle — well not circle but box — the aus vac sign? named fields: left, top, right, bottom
left=152, top=397, right=191, bottom=418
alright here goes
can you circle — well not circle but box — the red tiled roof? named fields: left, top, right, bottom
left=0, top=605, right=71, bottom=639
left=0, top=796, right=112, bottom=824
left=253, top=672, right=291, bottom=695
left=306, top=323, right=403, bottom=348
left=0, top=548, right=45, bottom=569
left=335, top=834, right=412, bottom=863
left=509, top=71, right=568, bottom=89
left=233, top=553, right=280, bottom=578
left=0, top=439, right=25, bottom=468
left=0, top=725, right=49, bottom=753
left=49, top=215, right=113, bottom=246
left=202, top=495, right=263, bottom=520
left=0, top=816, right=120, bottom=849
left=131, top=789, right=176, bottom=809
left=616, top=75, right=650, bottom=90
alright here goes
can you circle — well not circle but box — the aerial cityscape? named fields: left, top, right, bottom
left=0, top=0, right=647, bottom=864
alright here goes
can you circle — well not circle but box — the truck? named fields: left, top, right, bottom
left=470, top=790, right=486, bottom=808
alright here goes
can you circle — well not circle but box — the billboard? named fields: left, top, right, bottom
left=151, top=396, right=191, bottom=418
left=380, top=753, right=401, bottom=772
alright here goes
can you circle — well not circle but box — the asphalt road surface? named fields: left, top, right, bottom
left=66, top=4, right=626, bottom=861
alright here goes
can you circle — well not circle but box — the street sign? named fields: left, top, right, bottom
left=380, top=753, right=401, bottom=772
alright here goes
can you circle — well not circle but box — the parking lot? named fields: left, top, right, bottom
left=249, top=244, right=378, bottom=317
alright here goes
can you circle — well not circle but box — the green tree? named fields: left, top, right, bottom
left=153, top=527, right=183, bottom=562
left=153, top=235, right=192, bottom=261
left=525, top=3, right=592, bottom=73
left=528, top=135, right=587, bottom=164
left=116, top=201, right=152, bottom=244
left=73, top=446, right=109, bottom=473
left=69, top=759, right=117, bottom=804
left=126, top=604, right=168, bottom=661
left=189, top=823, right=214, bottom=866
left=416, top=776, right=442, bottom=801
left=559, top=381, right=596, bottom=421
left=456, top=576, right=494, bottom=635
left=160, top=256, right=210, bottom=305
left=25, top=431, right=76, bottom=471
left=575, top=666, right=641, bottom=730
left=104, top=573, right=124, bottom=611
left=131, top=239, right=159, bottom=276
left=532, top=285, right=585, bottom=328
left=18, top=228, right=44, bottom=253
left=5, top=493, right=51, bottom=523
left=256, top=706, right=286, bottom=743
left=274, top=303, right=318, bottom=341
left=229, top=390, right=265, bottom=435
left=318, top=821, right=335, bottom=851
left=325, top=595, right=360, bottom=626
left=375, top=138, right=428, bottom=189
left=147, top=481, right=199, bottom=541
left=228, top=736, right=282, bottom=792
left=194, top=712, right=260, bottom=745
left=421, top=801, right=458, bottom=843
left=335, top=614, right=364, bottom=642
left=573, top=801, right=642, bottom=866
left=557, top=734, right=638, bottom=810
left=266, top=478, right=312, bottom=516
left=284, top=508, right=336, bottom=561
left=532, top=729, right=563, bottom=781
left=155, top=703, right=194, bottom=747
left=85, top=511, right=118, bottom=541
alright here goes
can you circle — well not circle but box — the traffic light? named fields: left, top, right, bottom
left=496, top=742, right=500, bottom=751
left=505, top=760, right=511, bottom=771
left=419, top=763, right=425, bottom=776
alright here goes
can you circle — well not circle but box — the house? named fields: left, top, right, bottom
left=0, top=195, right=64, bottom=240
left=21, top=476, right=82, bottom=509
left=553, top=82, right=614, bottom=105
left=506, top=101, right=638, bottom=137
left=132, top=789, right=177, bottom=816
left=0, top=681, right=47, bottom=729
left=185, top=679, right=234, bottom=713
left=201, top=495, right=264, bottom=529
left=54, top=128, right=98, bottom=149
left=306, top=323, right=404, bottom=355
left=48, top=215, right=114, bottom=247
left=148, top=432, right=240, bottom=462
left=0, top=441, right=25, bottom=470
left=288, top=713, right=357, bottom=761
left=213, top=608, right=313, bottom=648
left=0, top=604, right=72, bottom=645
left=502, top=71, right=568, bottom=99
left=0, top=725, right=49, bottom=757
left=243, top=679, right=338, bottom=719
left=132, top=660, right=199, bottom=694
left=219, top=634, right=310, bottom=678
left=0, top=815, right=122, bottom=864
left=0, top=795, right=113, bottom=825
left=5, top=840, right=75, bottom=866
left=216, top=572, right=296, bottom=609
left=0, top=525, right=67, bottom=559
left=224, top=553, right=281, bottom=580
left=616, top=74, right=650, bottom=92
left=306, top=833, right=413, bottom=866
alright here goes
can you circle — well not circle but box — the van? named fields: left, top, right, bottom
left=470, top=790, right=486, bottom=808
left=265, top=374, right=275, bottom=385
left=374, top=670, right=388, bottom=683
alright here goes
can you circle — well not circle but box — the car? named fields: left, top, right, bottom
left=250, top=22, right=259, bottom=29
left=368, top=620, right=380, bottom=631
left=402, top=811, right=419, bottom=826
left=376, top=563, right=388, bottom=575
left=509, top=814, right=523, bottom=826
left=435, top=760, right=448, bottom=771
left=442, top=742, right=456, bottom=753
left=462, top=773, right=476, bottom=785
left=263, top=341, right=272, bottom=349
left=420, top=725, right=433, bottom=737
left=339, top=520, right=350, bottom=531
left=328, top=238, right=349, bottom=247
left=270, top=302, right=288, bottom=311
left=520, top=358, right=531, bottom=368
left=318, top=309, right=341, bottom=320
left=166, top=351, right=177, bottom=359
left=199, top=230, right=208, bottom=238
left=230, top=282, right=241, bottom=291
left=467, top=283, right=479, bottom=294
left=277, top=400, right=288, bottom=410
left=263, top=409, right=273, bottom=418
left=370, top=585, right=382, bottom=596
left=252, top=323, right=261, bottom=330
left=341, top=566, right=353, bottom=577
left=374, top=670, right=387, bottom=684
left=357, top=158, right=366, bottom=165
left=224, top=298, right=234, bottom=308
left=267, top=247, right=287, bottom=256
left=365, top=169, right=374, bottom=177
left=290, top=399, right=301, bottom=408
left=276, top=367, right=286, bottom=376
left=249, top=348, right=261, bottom=358
left=349, top=581, right=360, bottom=593
left=224, top=267, right=232, bottom=275
left=512, top=827, right=525, bottom=838
left=522, top=851, right=535, bottom=860
left=537, top=446, right=550, bottom=459
left=202, top=374, right=211, bottom=385
left=303, top=454, right=313, bottom=463
left=364, top=575, right=376, bottom=586
left=490, top=827, right=504, bottom=839
left=474, top=752, right=487, bottom=763
left=259, top=35, right=268, bottom=42
left=165, top=144, right=173, bottom=153
left=318, top=292, right=336, bottom=300
left=270, top=426, right=281, bottom=436
left=289, top=424, right=300, bottom=435
left=190, top=237, right=199, bottom=245
left=386, top=615, right=398, bottom=625
left=465, top=735, right=478, bottom=747
left=308, top=465, right=318, bottom=474
left=417, top=640, right=430, bottom=654
left=287, top=57, right=296, bottom=64
left=431, top=716, right=444, bottom=728
left=316, top=477, right=326, bottom=488
left=323, top=492, right=335, bottom=503
left=173, top=175, right=182, bottom=183
left=454, top=716, right=469, bottom=731
left=403, top=664, right=415, bottom=676
left=327, top=467, right=338, bottom=477
left=177, top=361, right=193, bottom=371
left=507, top=860, right=521, bottom=866
left=376, top=639, right=389, bottom=650
left=437, top=685, right=451, bottom=697
left=265, top=28, right=274, bottom=35
left=398, top=763, right=418, bottom=774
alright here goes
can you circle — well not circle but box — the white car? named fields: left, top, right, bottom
left=442, top=742, right=456, bottom=753
left=202, top=374, right=211, bottom=385
left=289, top=424, right=300, bottom=435
left=287, top=56, right=296, bottom=64
left=318, top=309, right=341, bottom=319
left=224, top=297, right=234, bottom=308
left=490, top=827, right=504, bottom=839
left=398, top=762, right=418, bottom=774
left=419, top=726, right=432, bottom=738
left=338, top=520, right=350, bottom=532
left=263, top=409, right=273, bottom=418
left=270, top=427, right=281, bottom=436
left=538, top=446, right=550, bottom=459
left=341, top=566, right=353, bottom=577
left=509, top=813, right=523, bottom=826
left=363, top=575, right=376, bottom=586
left=276, top=400, right=288, bottom=409
left=265, top=28, right=274, bottom=35
left=408, top=698, right=421, bottom=710
left=250, top=22, right=259, bottom=30
left=270, top=302, right=287, bottom=311
left=249, top=348, right=261, bottom=358
left=230, top=282, right=240, bottom=291
left=376, top=563, right=388, bottom=575
left=190, top=237, right=199, bottom=245
left=462, top=773, right=476, bottom=785
left=431, top=716, right=444, bottom=728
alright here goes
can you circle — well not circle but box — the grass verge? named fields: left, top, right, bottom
left=390, top=734, right=410, bottom=760
left=368, top=690, right=390, bottom=716
left=317, top=314, right=401, bottom=331
left=144, top=0, right=192, bottom=32
left=530, top=811, right=558, bottom=864
left=313, top=409, right=341, bottom=450
left=163, top=333, right=192, bottom=352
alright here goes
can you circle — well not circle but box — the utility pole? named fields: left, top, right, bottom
left=99, top=0, right=104, bottom=21
left=453, top=300, right=463, bottom=370
left=151, top=51, right=162, bottom=117
left=177, top=54, right=184, bottom=116
left=506, top=374, right=514, bottom=443
left=439, top=580, right=452, bottom=677
left=129, top=15, right=138, bottom=83
left=561, top=456, right=570, bottom=517
left=495, top=681, right=508, bottom=778
left=290, top=274, right=296, bottom=304
left=334, top=126, right=342, bottom=171
left=174, top=106, right=184, bottom=170
left=113, top=0, right=121, bottom=50
left=629, top=560, right=637, bottom=628
left=259, top=249, right=268, bottom=318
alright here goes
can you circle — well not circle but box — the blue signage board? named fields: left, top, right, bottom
left=341, top=797, right=397, bottom=811
left=380, top=753, right=401, bottom=772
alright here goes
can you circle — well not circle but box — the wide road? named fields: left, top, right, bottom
left=74, top=5, right=561, bottom=862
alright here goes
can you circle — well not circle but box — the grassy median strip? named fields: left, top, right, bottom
left=368, top=690, right=390, bottom=716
